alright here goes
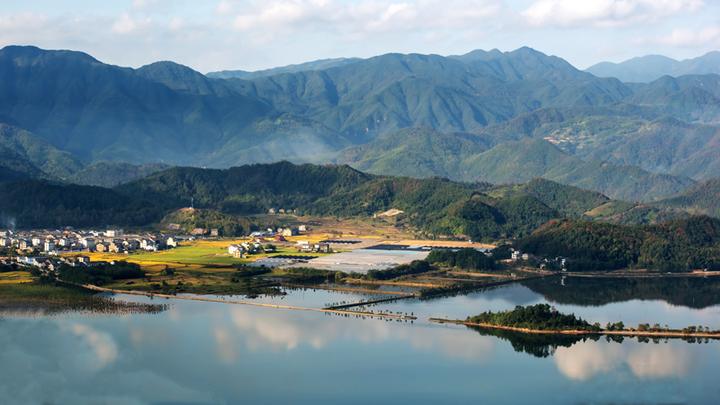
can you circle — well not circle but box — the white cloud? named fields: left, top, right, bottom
left=68, top=323, right=119, bottom=368
left=112, top=13, right=150, bottom=34
left=554, top=341, right=624, bottom=381
left=522, top=0, right=704, bottom=28
left=227, top=0, right=501, bottom=35
left=627, top=344, right=691, bottom=379
left=555, top=340, right=694, bottom=381
left=0, top=13, right=48, bottom=32
left=650, top=26, right=720, bottom=47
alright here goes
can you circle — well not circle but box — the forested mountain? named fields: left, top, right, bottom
left=654, top=178, right=720, bottom=217
left=227, top=47, right=631, bottom=138
left=339, top=134, right=693, bottom=201
left=587, top=51, right=720, bottom=83
left=0, top=124, right=82, bottom=179
left=1, top=45, right=720, bottom=203
left=0, top=46, right=271, bottom=164
left=0, top=161, right=704, bottom=244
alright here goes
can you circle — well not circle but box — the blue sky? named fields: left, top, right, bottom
left=1, top=0, right=718, bottom=72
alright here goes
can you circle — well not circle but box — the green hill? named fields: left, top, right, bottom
left=654, top=178, right=720, bottom=217
left=67, top=162, right=170, bottom=187
left=517, top=216, right=720, bottom=271
left=0, top=179, right=163, bottom=228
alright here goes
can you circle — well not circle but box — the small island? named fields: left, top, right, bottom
left=431, top=304, right=720, bottom=339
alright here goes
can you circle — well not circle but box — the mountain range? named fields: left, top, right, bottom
left=587, top=51, right=720, bottom=83
left=1, top=45, right=720, bottom=204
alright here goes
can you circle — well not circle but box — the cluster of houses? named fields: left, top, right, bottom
left=295, top=241, right=332, bottom=253
left=508, top=248, right=567, bottom=271
left=267, top=208, right=298, bottom=215
left=227, top=241, right=275, bottom=258
left=249, top=225, right=308, bottom=240
left=6, top=254, right=94, bottom=273
left=0, top=228, right=181, bottom=256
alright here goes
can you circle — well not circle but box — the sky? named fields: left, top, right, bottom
left=0, top=0, right=718, bottom=73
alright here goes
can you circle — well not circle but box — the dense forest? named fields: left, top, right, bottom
left=426, top=249, right=497, bottom=271
left=517, top=216, right=720, bottom=271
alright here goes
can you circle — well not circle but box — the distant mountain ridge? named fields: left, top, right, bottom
left=1, top=45, right=720, bottom=202
left=587, top=51, right=720, bottom=83
left=207, top=57, right=362, bottom=79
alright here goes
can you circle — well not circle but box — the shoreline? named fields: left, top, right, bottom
left=429, top=318, right=720, bottom=339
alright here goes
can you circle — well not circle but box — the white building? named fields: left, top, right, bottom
left=43, top=240, right=56, bottom=252
left=141, top=239, right=157, bottom=251
left=228, top=244, right=245, bottom=258
left=80, top=237, right=95, bottom=249
left=106, top=229, right=123, bottom=238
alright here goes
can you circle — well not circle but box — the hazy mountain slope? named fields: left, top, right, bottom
left=654, top=178, right=720, bottom=217
left=336, top=127, right=492, bottom=179
left=0, top=45, right=271, bottom=164
left=462, top=139, right=694, bottom=202
left=587, top=51, right=720, bottom=83
left=199, top=115, right=351, bottom=167
left=629, top=75, right=720, bottom=123
left=67, top=162, right=170, bottom=187
left=0, top=123, right=83, bottom=179
left=207, top=57, right=362, bottom=79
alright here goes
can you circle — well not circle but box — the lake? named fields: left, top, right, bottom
left=2, top=277, right=720, bottom=404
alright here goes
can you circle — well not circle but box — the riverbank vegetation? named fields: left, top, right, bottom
left=366, top=260, right=432, bottom=280
left=57, top=261, right=146, bottom=285
left=0, top=282, right=166, bottom=314
left=467, top=304, right=598, bottom=331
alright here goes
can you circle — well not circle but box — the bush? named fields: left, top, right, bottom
left=427, top=249, right=496, bottom=271
left=366, top=260, right=432, bottom=280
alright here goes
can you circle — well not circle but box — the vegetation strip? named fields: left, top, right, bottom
left=282, top=283, right=413, bottom=296
left=323, top=294, right=416, bottom=310
left=78, top=283, right=417, bottom=320
left=429, top=318, right=720, bottom=339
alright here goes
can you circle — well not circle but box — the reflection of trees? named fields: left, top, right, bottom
left=522, top=277, right=720, bottom=309
left=466, top=325, right=596, bottom=358
left=468, top=324, right=716, bottom=359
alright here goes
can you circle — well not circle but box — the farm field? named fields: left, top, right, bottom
left=0, top=271, right=33, bottom=285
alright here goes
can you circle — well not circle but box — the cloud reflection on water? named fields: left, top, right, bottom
left=555, top=340, right=693, bottom=381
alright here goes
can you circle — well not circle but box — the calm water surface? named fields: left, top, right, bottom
left=2, top=278, right=720, bottom=404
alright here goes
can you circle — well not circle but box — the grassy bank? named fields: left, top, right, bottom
left=0, top=282, right=166, bottom=314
